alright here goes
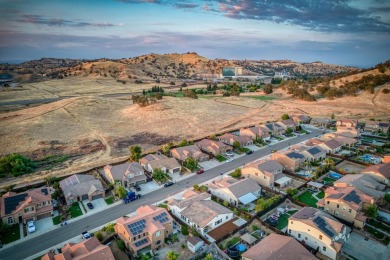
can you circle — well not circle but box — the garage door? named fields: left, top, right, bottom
left=172, top=168, right=180, bottom=173
left=92, top=194, right=103, bottom=200
left=37, top=212, right=52, bottom=220
left=81, top=194, right=88, bottom=200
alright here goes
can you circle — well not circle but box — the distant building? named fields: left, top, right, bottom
left=218, top=133, right=253, bottom=147
left=102, top=162, right=147, bottom=188
left=196, top=139, right=233, bottom=155
left=170, top=145, right=209, bottom=162
left=221, top=67, right=242, bottom=77
left=271, top=150, right=305, bottom=172
left=364, top=121, right=389, bottom=133
left=360, top=163, right=390, bottom=185
left=60, top=174, right=105, bottom=205
left=240, top=126, right=271, bottom=141
left=334, top=174, right=385, bottom=200
left=139, top=154, right=181, bottom=174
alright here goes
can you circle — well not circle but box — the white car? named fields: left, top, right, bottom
left=27, top=221, right=36, bottom=233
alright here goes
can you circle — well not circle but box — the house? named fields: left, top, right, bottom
left=218, top=133, right=253, bottom=147
left=335, top=128, right=359, bottom=138
left=139, top=154, right=181, bottom=174
left=360, top=163, right=390, bottom=185
left=102, top=162, right=147, bottom=188
left=299, top=146, right=326, bottom=162
left=271, top=150, right=305, bottom=172
left=207, top=176, right=261, bottom=206
left=241, top=160, right=292, bottom=189
left=311, top=118, right=333, bottom=128
left=292, top=115, right=311, bottom=124
left=317, top=187, right=375, bottom=228
left=334, top=174, right=385, bottom=200
left=263, top=123, right=285, bottom=136
left=336, top=119, right=358, bottom=128
left=60, top=174, right=105, bottom=205
left=364, top=121, right=389, bottom=133
left=168, top=191, right=233, bottom=236
left=305, top=138, right=324, bottom=147
left=318, top=139, right=343, bottom=154
left=241, top=233, right=316, bottom=260
left=170, top=145, right=209, bottom=162
left=333, top=136, right=358, bottom=147
left=278, top=119, right=298, bottom=130
left=186, top=236, right=204, bottom=253
left=0, top=187, right=53, bottom=224
left=240, top=126, right=271, bottom=141
left=288, top=207, right=350, bottom=260
left=41, top=237, right=115, bottom=260
left=115, top=205, right=173, bottom=256
left=195, top=139, right=233, bottom=155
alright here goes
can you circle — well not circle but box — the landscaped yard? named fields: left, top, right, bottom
left=52, top=216, right=61, bottom=225
left=316, top=191, right=325, bottom=199
left=298, top=191, right=319, bottom=208
left=105, top=197, right=114, bottom=205
left=215, top=154, right=227, bottom=162
left=369, top=219, right=390, bottom=233
left=275, top=210, right=298, bottom=230
left=69, top=203, right=83, bottom=218
left=322, top=177, right=335, bottom=186
left=1, top=224, right=20, bottom=244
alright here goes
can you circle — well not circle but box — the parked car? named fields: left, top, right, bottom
left=27, top=221, right=36, bottom=233
left=164, top=181, right=174, bottom=187
left=123, top=191, right=140, bottom=204
left=134, top=185, right=141, bottom=191
left=87, top=202, right=94, bottom=210
left=82, top=231, right=91, bottom=239
left=226, top=158, right=233, bottom=163
left=226, top=152, right=234, bottom=157
left=196, top=169, right=204, bottom=175
left=246, top=150, right=253, bottom=155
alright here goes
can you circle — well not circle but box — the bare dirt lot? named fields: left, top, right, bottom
left=0, top=79, right=389, bottom=187
left=336, top=161, right=366, bottom=174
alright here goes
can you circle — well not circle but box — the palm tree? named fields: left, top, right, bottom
left=324, top=158, right=335, bottom=167
left=166, top=250, right=180, bottom=260
left=205, top=253, right=213, bottom=260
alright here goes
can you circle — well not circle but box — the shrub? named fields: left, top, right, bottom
left=117, top=239, right=125, bottom=250
left=230, top=168, right=241, bottom=178
left=181, top=225, right=189, bottom=235
left=0, top=153, right=35, bottom=177
left=382, top=88, right=389, bottom=94
left=95, top=232, right=103, bottom=242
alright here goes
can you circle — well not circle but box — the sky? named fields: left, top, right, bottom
left=0, top=0, right=389, bottom=67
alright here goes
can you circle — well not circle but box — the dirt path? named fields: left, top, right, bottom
left=371, top=85, right=389, bottom=115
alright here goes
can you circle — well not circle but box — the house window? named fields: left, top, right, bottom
left=138, top=235, right=141, bottom=239
left=342, top=206, right=346, bottom=211
left=319, top=235, right=322, bottom=240
left=290, top=221, right=293, bottom=224
left=215, top=219, right=222, bottom=225
left=7, top=217, right=13, bottom=224
left=155, top=231, right=161, bottom=237
left=226, top=216, right=228, bottom=220
left=337, top=204, right=339, bottom=208
left=335, top=211, right=339, bottom=216
left=305, top=237, right=307, bottom=240
left=288, top=229, right=291, bottom=233
left=255, top=173, right=258, bottom=176
left=323, top=246, right=326, bottom=252
left=133, top=236, right=136, bottom=241
left=155, top=240, right=161, bottom=245
left=327, top=201, right=329, bottom=205
left=349, top=209, right=352, bottom=213
left=263, top=176, right=266, bottom=179
left=298, top=234, right=301, bottom=238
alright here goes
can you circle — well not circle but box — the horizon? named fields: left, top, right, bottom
left=0, top=0, right=390, bottom=67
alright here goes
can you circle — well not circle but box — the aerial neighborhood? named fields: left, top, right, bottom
left=1, top=114, right=389, bottom=260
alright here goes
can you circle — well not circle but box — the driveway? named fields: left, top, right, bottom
left=199, top=159, right=221, bottom=170
left=25, top=217, right=56, bottom=239
left=246, top=144, right=262, bottom=151
left=138, top=181, right=161, bottom=195
left=341, top=231, right=390, bottom=260
left=82, top=198, right=106, bottom=214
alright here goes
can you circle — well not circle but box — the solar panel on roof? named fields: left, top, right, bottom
left=40, top=188, right=49, bottom=195
left=4, top=193, right=28, bottom=214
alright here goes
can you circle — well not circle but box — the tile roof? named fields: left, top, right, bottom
left=60, top=174, right=104, bottom=198
left=323, top=139, right=342, bottom=150
left=254, top=160, right=284, bottom=175
left=361, top=163, right=390, bottom=179
left=241, top=234, right=316, bottom=260
left=334, top=174, right=385, bottom=199
left=196, top=139, right=230, bottom=154
left=323, top=187, right=374, bottom=210
left=104, top=162, right=144, bottom=181
left=149, top=157, right=181, bottom=170
left=187, top=236, right=203, bottom=246
left=170, top=144, right=206, bottom=161
left=209, top=177, right=261, bottom=199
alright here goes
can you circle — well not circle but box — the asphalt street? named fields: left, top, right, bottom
left=0, top=128, right=323, bottom=260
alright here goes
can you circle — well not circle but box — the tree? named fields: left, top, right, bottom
left=324, top=158, right=335, bottom=167
left=285, top=127, right=293, bottom=135
left=0, top=153, right=35, bottom=177
left=223, top=200, right=229, bottom=207
left=210, top=134, right=217, bottom=140
left=263, top=84, right=273, bottom=94
left=286, top=188, right=298, bottom=197
left=232, top=141, right=241, bottom=150
left=95, top=232, right=103, bottom=242
left=181, top=225, right=189, bottom=235
left=205, top=253, right=213, bottom=260
left=183, top=157, right=198, bottom=171
left=231, top=168, right=241, bottom=178
left=162, top=142, right=174, bottom=155
left=115, top=186, right=127, bottom=199
left=117, top=239, right=125, bottom=250
left=178, top=139, right=189, bottom=147
left=129, top=145, right=142, bottom=162
left=281, top=114, right=290, bottom=120
left=384, top=194, right=390, bottom=203
left=365, top=204, right=378, bottom=218
left=152, top=168, right=168, bottom=183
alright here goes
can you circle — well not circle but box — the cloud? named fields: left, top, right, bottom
left=175, top=3, right=199, bottom=9
left=15, top=14, right=116, bottom=28
left=212, top=0, right=390, bottom=33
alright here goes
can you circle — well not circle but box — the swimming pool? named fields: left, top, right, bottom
left=359, top=154, right=381, bottom=164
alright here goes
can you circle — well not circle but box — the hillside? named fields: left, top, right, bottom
left=0, top=53, right=357, bottom=83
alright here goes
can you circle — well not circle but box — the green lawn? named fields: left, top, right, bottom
left=370, top=219, right=390, bottom=233
left=316, top=191, right=325, bottom=199
left=105, top=197, right=114, bottom=205
left=365, top=226, right=385, bottom=239
left=52, top=216, right=61, bottom=225
left=158, top=204, right=168, bottom=209
left=322, top=177, right=335, bottom=186
left=275, top=210, right=298, bottom=230
left=215, top=154, right=227, bottom=162
left=243, top=96, right=276, bottom=101
left=1, top=224, right=20, bottom=244
left=298, top=191, right=319, bottom=208
left=69, top=203, right=83, bottom=218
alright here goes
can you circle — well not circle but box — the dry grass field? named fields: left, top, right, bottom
left=0, top=78, right=389, bottom=187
